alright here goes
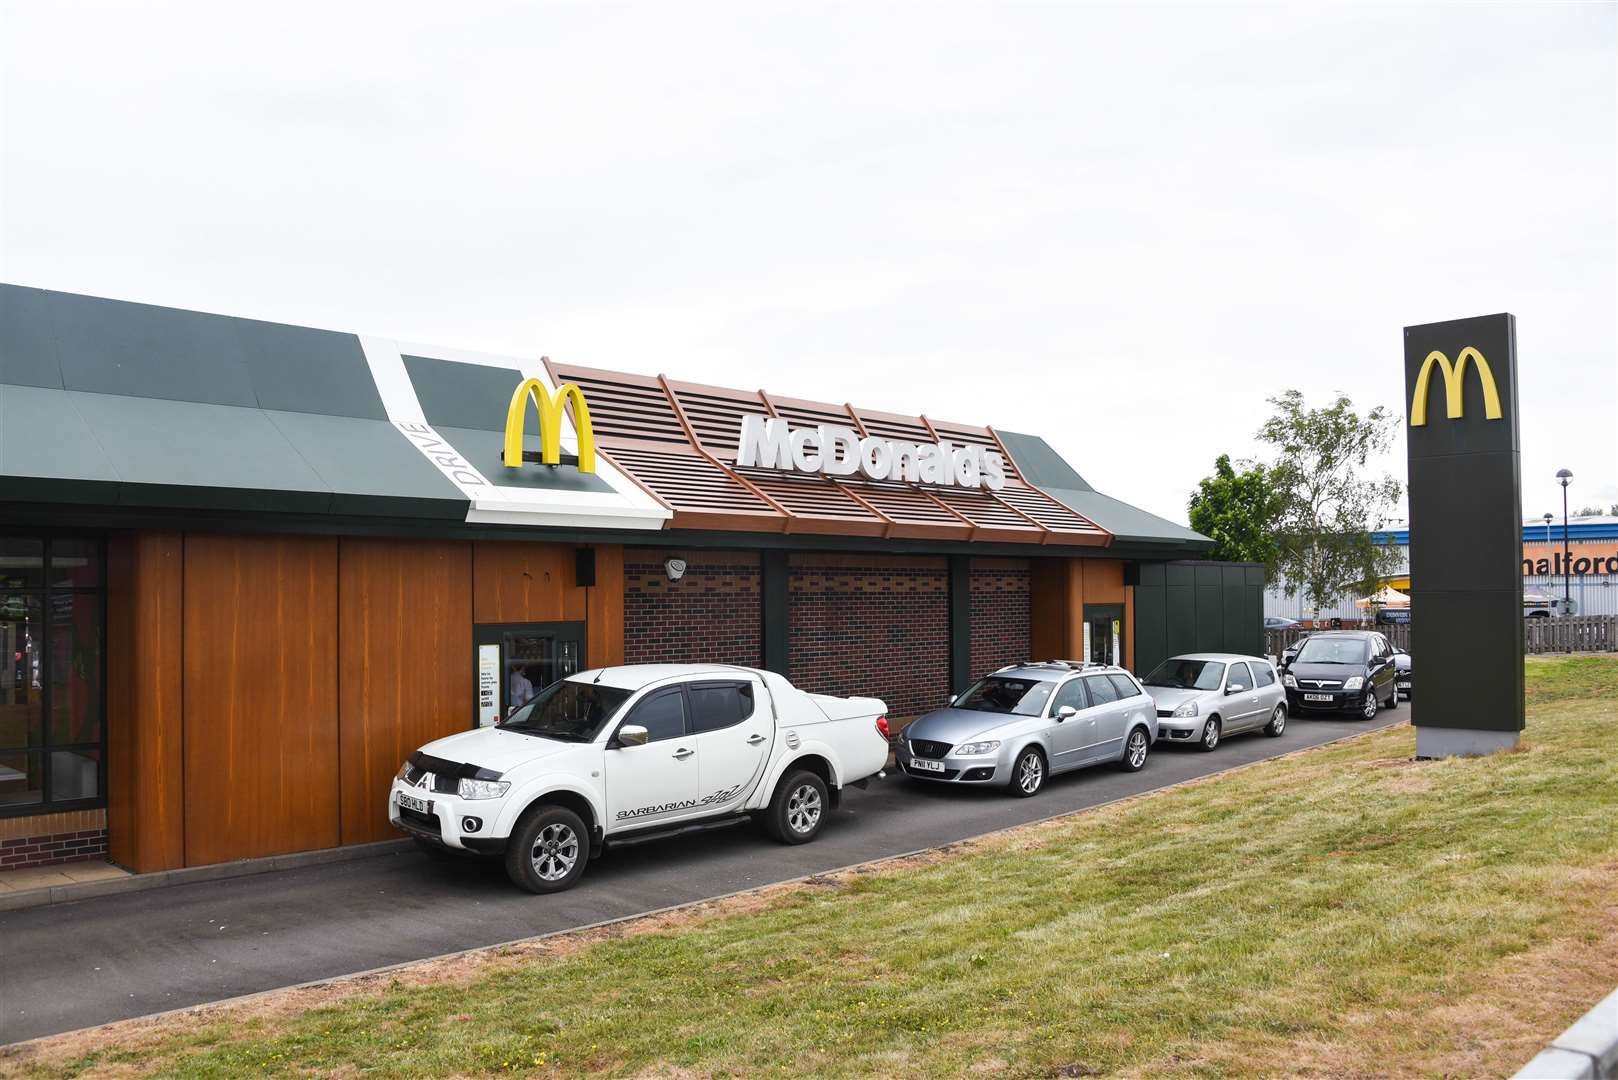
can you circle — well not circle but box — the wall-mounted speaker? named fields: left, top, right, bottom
left=575, top=547, right=596, bottom=588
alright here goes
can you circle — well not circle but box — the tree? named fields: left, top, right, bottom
left=1573, top=505, right=1605, bottom=518
left=1259, top=390, right=1404, bottom=620
left=1188, top=454, right=1287, bottom=574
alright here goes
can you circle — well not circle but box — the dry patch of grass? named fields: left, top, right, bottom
left=5, top=656, right=1615, bottom=1079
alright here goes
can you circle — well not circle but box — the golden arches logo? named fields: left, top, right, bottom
left=502, top=379, right=596, bottom=473
left=1409, top=346, right=1502, bottom=427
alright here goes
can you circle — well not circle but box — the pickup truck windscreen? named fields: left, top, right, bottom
left=500, top=680, right=631, bottom=742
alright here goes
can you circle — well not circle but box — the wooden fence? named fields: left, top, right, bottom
left=1265, top=615, right=1618, bottom=659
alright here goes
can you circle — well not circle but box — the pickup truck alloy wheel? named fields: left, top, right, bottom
left=1121, top=728, right=1150, bottom=771
left=1199, top=717, right=1221, bottom=752
left=505, top=805, right=590, bottom=894
left=1361, top=690, right=1378, bottom=721
left=1011, top=748, right=1044, bottom=797
left=765, top=770, right=828, bottom=844
left=1263, top=705, right=1286, bottom=737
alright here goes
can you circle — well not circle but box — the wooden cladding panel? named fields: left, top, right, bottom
left=338, top=540, right=472, bottom=845
left=474, top=541, right=589, bottom=624
left=106, top=532, right=185, bottom=873
left=587, top=544, right=626, bottom=669
left=182, top=535, right=340, bottom=866
left=1028, top=558, right=1130, bottom=663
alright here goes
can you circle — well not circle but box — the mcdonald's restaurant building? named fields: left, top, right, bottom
left=0, top=285, right=1262, bottom=875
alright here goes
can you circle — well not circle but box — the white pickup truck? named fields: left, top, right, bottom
left=390, top=664, right=890, bottom=893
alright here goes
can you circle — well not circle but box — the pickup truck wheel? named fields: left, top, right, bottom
left=504, top=805, right=589, bottom=894
left=765, top=770, right=827, bottom=844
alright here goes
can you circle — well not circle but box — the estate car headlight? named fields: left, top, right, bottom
left=457, top=778, right=511, bottom=801
left=953, top=740, right=1002, bottom=757
left=1172, top=700, right=1199, bottom=718
left=1283, top=674, right=1297, bottom=688
left=1342, top=676, right=1365, bottom=691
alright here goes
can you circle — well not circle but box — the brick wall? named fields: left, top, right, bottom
left=0, top=808, right=109, bottom=869
left=624, top=549, right=762, bottom=665
left=787, top=553, right=949, bottom=722
left=970, top=558, right=1031, bottom=679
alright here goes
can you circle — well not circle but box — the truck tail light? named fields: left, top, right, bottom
left=875, top=715, right=890, bottom=740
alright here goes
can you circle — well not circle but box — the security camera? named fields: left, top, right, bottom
left=665, top=558, right=688, bottom=582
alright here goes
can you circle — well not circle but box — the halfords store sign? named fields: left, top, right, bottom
left=1523, top=542, right=1618, bottom=577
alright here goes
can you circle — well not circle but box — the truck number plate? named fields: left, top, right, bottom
left=398, top=792, right=432, bottom=814
left=909, top=758, right=945, bottom=773
left=1303, top=693, right=1333, bottom=702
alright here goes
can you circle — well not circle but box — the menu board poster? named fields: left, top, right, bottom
left=477, top=644, right=501, bottom=727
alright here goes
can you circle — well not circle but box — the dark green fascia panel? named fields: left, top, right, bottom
left=262, top=410, right=468, bottom=520
left=433, top=425, right=617, bottom=494
left=234, top=320, right=387, bottom=420
left=0, top=285, right=66, bottom=389
left=995, top=430, right=1093, bottom=491
left=405, top=354, right=527, bottom=433
left=0, top=384, right=122, bottom=503
left=50, top=289, right=261, bottom=407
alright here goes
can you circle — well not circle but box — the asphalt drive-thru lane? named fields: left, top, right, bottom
left=0, top=709, right=1405, bottom=1044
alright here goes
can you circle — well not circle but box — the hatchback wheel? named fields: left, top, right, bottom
left=1010, top=747, right=1045, bottom=797
left=1199, top=717, right=1221, bottom=752
left=1360, top=689, right=1379, bottom=721
left=1119, top=727, right=1150, bottom=772
left=1263, top=704, right=1286, bottom=737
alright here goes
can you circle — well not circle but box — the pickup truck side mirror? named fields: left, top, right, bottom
left=615, top=724, right=649, bottom=748
left=1225, top=684, right=1246, bottom=694
left=1055, top=705, right=1077, bottom=721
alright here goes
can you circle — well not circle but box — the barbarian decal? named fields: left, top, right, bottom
left=615, top=782, right=748, bottom=821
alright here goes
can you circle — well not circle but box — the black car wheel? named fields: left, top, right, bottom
left=1360, top=689, right=1378, bottom=721
left=1263, top=704, right=1286, bottom=737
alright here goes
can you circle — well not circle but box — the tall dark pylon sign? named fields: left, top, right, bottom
left=1404, top=314, right=1524, bottom=756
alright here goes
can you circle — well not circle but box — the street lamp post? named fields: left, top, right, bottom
left=1556, top=469, right=1573, bottom=627
left=1542, top=512, right=1552, bottom=548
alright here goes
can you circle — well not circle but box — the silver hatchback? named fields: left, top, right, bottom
left=897, top=662, right=1159, bottom=797
left=1141, top=653, right=1287, bottom=751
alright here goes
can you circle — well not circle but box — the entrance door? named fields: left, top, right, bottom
left=472, top=621, right=585, bottom=728
left=1084, top=604, right=1124, bottom=667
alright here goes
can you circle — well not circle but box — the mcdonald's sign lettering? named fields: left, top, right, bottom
left=1409, top=346, right=1502, bottom=426
left=502, top=379, right=596, bottom=473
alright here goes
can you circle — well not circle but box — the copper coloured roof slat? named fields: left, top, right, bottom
left=657, top=373, right=791, bottom=532
left=842, top=403, right=869, bottom=437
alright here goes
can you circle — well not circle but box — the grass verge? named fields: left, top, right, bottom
left=6, top=656, right=1616, bottom=1079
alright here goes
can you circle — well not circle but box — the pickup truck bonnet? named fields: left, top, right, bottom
left=417, top=726, right=578, bottom=774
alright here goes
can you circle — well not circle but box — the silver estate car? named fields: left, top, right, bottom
left=1141, top=653, right=1287, bottom=751
left=897, top=662, right=1159, bottom=797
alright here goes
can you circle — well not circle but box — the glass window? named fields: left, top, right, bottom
left=50, top=539, right=101, bottom=589
left=1295, top=637, right=1369, bottom=665
left=1251, top=662, right=1276, bottom=687
left=1083, top=675, right=1120, bottom=705
left=500, top=679, right=630, bottom=742
left=1108, top=674, right=1141, bottom=699
left=51, top=748, right=100, bottom=801
left=1143, top=658, right=1226, bottom=691
left=1226, top=662, right=1253, bottom=690
left=50, top=592, right=102, bottom=745
left=954, top=677, right=1056, bottom=716
left=0, top=750, right=42, bottom=808
left=688, top=682, right=755, bottom=734
left=0, top=539, right=43, bottom=590
left=1050, top=678, right=1087, bottom=714
left=625, top=688, right=687, bottom=743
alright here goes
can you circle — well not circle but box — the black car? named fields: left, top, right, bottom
left=1280, top=630, right=1400, bottom=720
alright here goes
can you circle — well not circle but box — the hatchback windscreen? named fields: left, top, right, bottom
left=1294, top=638, right=1368, bottom=665
left=1143, top=659, right=1226, bottom=691
left=500, top=680, right=631, bottom=741
left=953, top=677, right=1055, bottom=716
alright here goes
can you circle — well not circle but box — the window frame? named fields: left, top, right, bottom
left=1049, top=677, right=1088, bottom=716
left=1225, top=661, right=1253, bottom=691
left=1082, top=674, right=1120, bottom=706
left=1107, top=673, right=1141, bottom=699
left=0, top=533, right=107, bottom=818
left=612, top=685, right=692, bottom=746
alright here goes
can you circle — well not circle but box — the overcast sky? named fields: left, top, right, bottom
left=3, top=2, right=1613, bottom=525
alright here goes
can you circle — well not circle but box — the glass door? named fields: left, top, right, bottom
left=471, top=621, right=586, bottom=728
left=1083, top=604, right=1124, bottom=667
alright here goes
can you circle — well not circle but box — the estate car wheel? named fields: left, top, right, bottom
left=1119, top=727, right=1150, bottom=772
left=1360, top=689, right=1379, bottom=721
left=1199, top=717, right=1221, bottom=752
left=504, top=805, right=589, bottom=894
left=764, top=770, right=828, bottom=845
left=1009, top=747, right=1046, bottom=798
left=1263, top=704, right=1286, bottom=737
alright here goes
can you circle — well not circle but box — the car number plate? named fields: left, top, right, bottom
left=1397, top=681, right=1411, bottom=689
left=909, top=758, right=945, bottom=773
left=1303, top=693, right=1333, bottom=702
left=398, top=792, right=432, bottom=814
